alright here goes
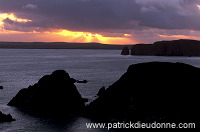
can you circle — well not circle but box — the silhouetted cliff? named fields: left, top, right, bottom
left=86, top=62, right=200, bottom=122
left=131, top=39, right=200, bottom=56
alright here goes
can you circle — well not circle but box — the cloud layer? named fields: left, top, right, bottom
left=0, top=0, right=200, bottom=44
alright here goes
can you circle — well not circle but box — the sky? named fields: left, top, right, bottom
left=0, top=0, right=200, bottom=44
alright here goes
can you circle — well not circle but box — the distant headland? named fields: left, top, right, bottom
left=121, top=39, right=200, bottom=56
left=0, top=42, right=127, bottom=50
left=1, top=39, right=200, bottom=57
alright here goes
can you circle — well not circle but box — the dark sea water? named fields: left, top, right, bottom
left=0, top=49, right=200, bottom=132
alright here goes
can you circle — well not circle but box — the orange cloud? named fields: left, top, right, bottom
left=0, top=13, right=31, bottom=31
left=158, top=34, right=200, bottom=40
left=197, top=4, right=200, bottom=10
left=124, top=34, right=132, bottom=37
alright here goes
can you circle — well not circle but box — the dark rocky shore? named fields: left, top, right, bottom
left=6, top=62, right=200, bottom=123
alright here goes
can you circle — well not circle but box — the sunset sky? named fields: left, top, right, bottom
left=0, top=0, right=200, bottom=44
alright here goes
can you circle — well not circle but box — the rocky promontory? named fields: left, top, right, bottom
left=86, top=62, right=200, bottom=122
left=130, top=39, right=200, bottom=56
left=8, top=70, right=85, bottom=116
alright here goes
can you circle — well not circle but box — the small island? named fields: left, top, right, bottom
left=8, top=70, right=85, bottom=116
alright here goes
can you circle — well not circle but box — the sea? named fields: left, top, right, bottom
left=0, top=49, right=200, bottom=132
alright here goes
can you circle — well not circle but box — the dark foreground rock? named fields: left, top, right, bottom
left=86, top=62, right=200, bottom=122
left=0, top=86, right=3, bottom=89
left=8, top=70, right=85, bottom=116
left=96, top=86, right=106, bottom=97
left=0, top=111, right=15, bottom=122
left=121, top=47, right=130, bottom=55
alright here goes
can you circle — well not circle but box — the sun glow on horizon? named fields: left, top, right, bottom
left=0, top=13, right=136, bottom=44
left=0, top=28, right=136, bottom=44
left=48, top=29, right=136, bottom=44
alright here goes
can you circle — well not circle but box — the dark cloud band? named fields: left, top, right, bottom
left=0, top=0, right=200, bottom=33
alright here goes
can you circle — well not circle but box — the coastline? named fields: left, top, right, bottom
left=0, top=42, right=128, bottom=50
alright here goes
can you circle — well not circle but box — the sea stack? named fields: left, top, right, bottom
left=121, top=47, right=130, bottom=55
left=8, top=70, right=85, bottom=116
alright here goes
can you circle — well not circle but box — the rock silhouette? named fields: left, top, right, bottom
left=121, top=47, right=130, bottom=55
left=0, top=86, right=3, bottom=89
left=86, top=62, right=200, bottom=122
left=96, top=86, right=106, bottom=97
left=0, top=111, right=15, bottom=122
left=7, top=63, right=200, bottom=122
left=8, top=70, right=85, bottom=116
left=131, top=39, right=200, bottom=56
